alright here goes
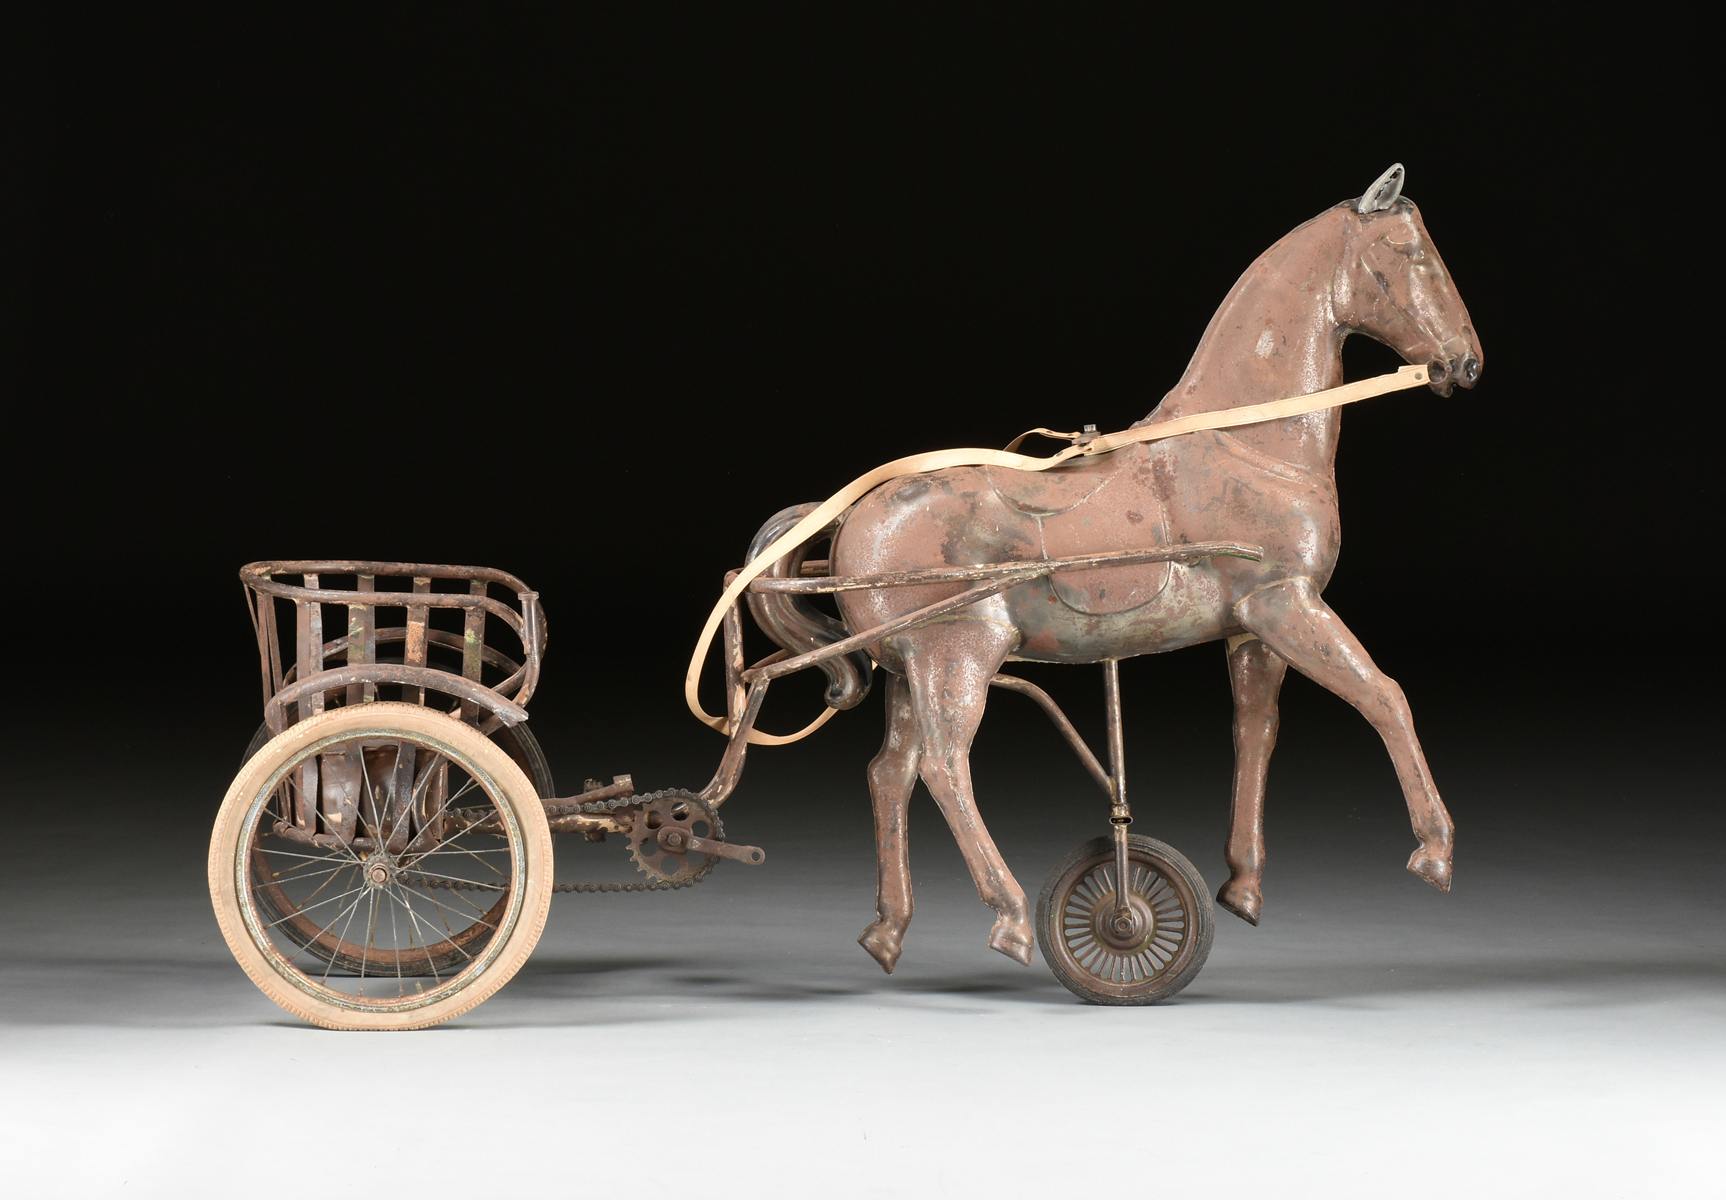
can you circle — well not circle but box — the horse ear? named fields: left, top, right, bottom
left=1356, top=163, right=1405, bottom=214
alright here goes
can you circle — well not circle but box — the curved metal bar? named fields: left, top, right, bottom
left=748, top=541, right=1264, bottom=595
left=241, top=560, right=533, bottom=596
left=989, top=674, right=1115, bottom=800
left=247, top=580, right=528, bottom=630
left=281, top=627, right=524, bottom=686
left=743, top=571, right=1046, bottom=685
left=264, top=666, right=529, bottom=734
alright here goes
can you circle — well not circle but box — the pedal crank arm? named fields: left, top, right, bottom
left=684, top=834, right=766, bottom=866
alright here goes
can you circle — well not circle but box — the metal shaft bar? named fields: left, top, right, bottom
left=744, top=570, right=1046, bottom=685
left=244, top=584, right=274, bottom=710
left=721, top=575, right=748, bottom=733
left=546, top=776, right=636, bottom=807
left=700, top=677, right=771, bottom=808
left=295, top=626, right=523, bottom=679
left=243, top=576, right=532, bottom=632
left=1103, top=659, right=1127, bottom=813
left=459, top=579, right=486, bottom=724
left=516, top=591, right=544, bottom=708
left=241, top=560, right=534, bottom=594
left=1103, top=659, right=1132, bottom=918
left=266, top=665, right=529, bottom=734
left=295, top=574, right=323, bottom=721
left=748, top=540, right=1263, bottom=595
left=988, top=674, right=1113, bottom=799
left=347, top=573, right=376, bottom=707
left=262, top=581, right=284, bottom=698
left=293, top=574, right=321, bottom=834
left=404, top=576, right=430, bottom=706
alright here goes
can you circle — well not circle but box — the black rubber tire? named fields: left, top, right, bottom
left=1035, top=834, right=1215, bottom=1006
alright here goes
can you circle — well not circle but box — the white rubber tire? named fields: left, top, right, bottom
left=209, top=702, right=554, bottom=1030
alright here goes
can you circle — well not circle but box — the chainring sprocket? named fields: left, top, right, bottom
left=626, top=790, right=724, bottom=884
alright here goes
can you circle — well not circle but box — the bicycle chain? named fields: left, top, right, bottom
left=400, top=789, right=720, bottom=895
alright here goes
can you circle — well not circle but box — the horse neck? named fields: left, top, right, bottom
left=1148, top=208, right=1351, bottom=474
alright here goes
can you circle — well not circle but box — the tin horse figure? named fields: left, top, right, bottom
left=749, top=166, right=1483, bottom=972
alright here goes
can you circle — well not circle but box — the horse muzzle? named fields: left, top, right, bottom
left=1425, top=344, right=1482, bottom=397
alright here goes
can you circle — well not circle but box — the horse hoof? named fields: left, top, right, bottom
left=858, top=923, right=904, bottom=974
left=1407, top=845, right=1452, bottom=893
left=1216, top=879, right=1262, bottom=926
left=988, top=920, right=1035, bottom=967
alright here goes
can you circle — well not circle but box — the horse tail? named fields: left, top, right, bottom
left=745, top=503, right=873, bottom=711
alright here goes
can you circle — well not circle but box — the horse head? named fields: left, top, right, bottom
left=1333, top=164, right=1483, bottom=397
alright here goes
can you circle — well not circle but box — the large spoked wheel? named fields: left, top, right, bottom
left=1036, top=834, right=1215, bottom=1006
left=241, top=715, right=553, bottom=977
left=210, top=702, right=554, bottom=1030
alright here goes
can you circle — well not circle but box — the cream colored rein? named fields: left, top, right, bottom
left=686, top=363, right=1431, bottom=744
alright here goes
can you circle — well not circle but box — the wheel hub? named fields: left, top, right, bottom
left=1092, top=891, right=1155, bottom=952
left=362, top=850, right=397, bottom=890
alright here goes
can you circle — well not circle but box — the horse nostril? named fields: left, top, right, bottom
left=1427, top=358, right=1450, bottom=382
left=1462, top=356, right=1480, bottom=384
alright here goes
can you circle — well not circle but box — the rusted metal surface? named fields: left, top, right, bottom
left=242, top=562, right=546, bottom=863
left=743, top=168, right=1480, bottom=979
left=699, top=672, right=769, bottom=808
left=748, top=541, right=1262, bottom=594
left=242, top=561, right=547, bottom=732
left=346, top=573, right=376, bottom=708
left=1102, top=659, right=1135, bottom=928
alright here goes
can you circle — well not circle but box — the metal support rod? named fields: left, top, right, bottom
left=988, top=674, right=1113, bottom=799
left=700, top=676, right=770, bottom=808
left=1103, top=659, right=1133, bottom=918
left=744, top=570, right=1044, bottom=685
left=747, top=540, right=1263, bottom=595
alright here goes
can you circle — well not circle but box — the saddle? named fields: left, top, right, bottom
left=987, top=445, right=1174, bottom=615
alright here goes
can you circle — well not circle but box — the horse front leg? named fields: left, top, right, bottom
left=859, top=670, right=921, bottom=974
left=1235, top=578, right=1454, bottom=892
left=1219, top=634, right=1288, bottom=925
left=897, top=622, right=1034, bottom=966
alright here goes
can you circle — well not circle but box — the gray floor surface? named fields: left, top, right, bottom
left=4, top=752, right=1721, bottom=1199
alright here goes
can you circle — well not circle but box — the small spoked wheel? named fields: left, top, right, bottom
left=1036, top=834, right=1215, bottom=1006
left=210, top=702, right=553, bottom=1030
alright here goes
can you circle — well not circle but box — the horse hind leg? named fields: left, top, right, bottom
left=1234, top=579, right=1455, bottom=892
left=1219, top=634, right=1288, bottom=925
left=898, top=622, right=1034, bottom=966
left=859, top=670, right=921, bottom=974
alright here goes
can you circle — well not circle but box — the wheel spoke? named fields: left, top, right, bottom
left=258, top=880, right=368, bottom=931
left=400, top=884, right=499, bottom=940
left=385, top=884, right=471, bottom=980
left=417, top=838, right=510, bottom=879
left=320, top=886, right=371, bottom=986
left=357, top=890, right=378, bottom=988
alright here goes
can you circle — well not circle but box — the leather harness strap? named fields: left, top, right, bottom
left=686, top=364, right=1431, bottom=744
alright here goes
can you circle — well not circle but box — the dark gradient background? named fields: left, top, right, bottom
left=2, top=12, right=1716, bottom=1198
